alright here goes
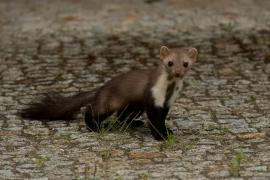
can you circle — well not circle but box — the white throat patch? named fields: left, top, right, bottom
left=151, top=72, right=183, bottom=107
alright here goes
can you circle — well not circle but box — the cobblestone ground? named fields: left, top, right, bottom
left=1, top=0, right=270, bottom=179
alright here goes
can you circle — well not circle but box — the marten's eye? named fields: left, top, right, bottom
left=183, top=62, right=189, bottom=68
left=168, top=61, right=174, bottom=67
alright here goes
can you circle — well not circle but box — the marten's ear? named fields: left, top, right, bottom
left=187, top=48, right=198, bottom=62
left=160, top=46, right=170, bottom=59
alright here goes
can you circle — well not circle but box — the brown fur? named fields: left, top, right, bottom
left=92, top=69, right=159, bottom=114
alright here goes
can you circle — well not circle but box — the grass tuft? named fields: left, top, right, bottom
left=229, top=150, right=247, bottom=177
left=33, top=155, right=50, bottom=167
left=160, top=132, right=196, bottom=151
left=138, top=172, right=152, bottom=180
left=219, top=22, right=237, bottom=32
left=204, top=123, right=229, bottom=135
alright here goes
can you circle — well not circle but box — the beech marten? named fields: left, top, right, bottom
left=20, top=46, right=198, bottom=140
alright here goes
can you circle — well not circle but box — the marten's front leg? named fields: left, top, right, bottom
left=146, top=106, right=172, bottom=140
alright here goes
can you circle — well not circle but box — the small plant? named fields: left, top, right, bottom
left=72, top=176, right=96, bottom=180
left=114, top=176, right=124, bottom=180
left=219, top=22, right=237, bottom=32
left=138, top=172, right=152, bottom=180
left=97, top=117, right=120, bottom=136
left=100, top=150, right=112, bottom=161
left=229, top=150, right=247, bottom=177
left=156, top=129, right=177, bottom=151
left=52, top=134, right=71, bottom=144
left=160, top=131, right=195, bottom=151
left=33, top=155, right=50, bottom=167
left=139, top=141, right=145, bottom=148
left=96, top=112, right=139, bottom=138
left=250, top=95, right=257, bottom=103
left=165, top=131, right=177, bottom=147
left=205, top=123, right=229, bottom=135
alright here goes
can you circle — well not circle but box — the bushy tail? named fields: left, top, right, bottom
left=20, top=91, right=95, bottom=120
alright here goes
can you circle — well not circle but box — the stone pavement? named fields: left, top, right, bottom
left=0, top=0, right=270, bottom=179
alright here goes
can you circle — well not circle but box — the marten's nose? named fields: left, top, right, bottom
left=174, top=72, right=184, bottom=78
left=174, top=70, right=184, bottom=78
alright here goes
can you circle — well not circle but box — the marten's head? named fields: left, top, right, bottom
left=159, top=46, right=198, bottom=79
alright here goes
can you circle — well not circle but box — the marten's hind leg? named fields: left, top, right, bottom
left=85, top=105, right=113, bottom=132
left=117, top=107, right=144, bottom=128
